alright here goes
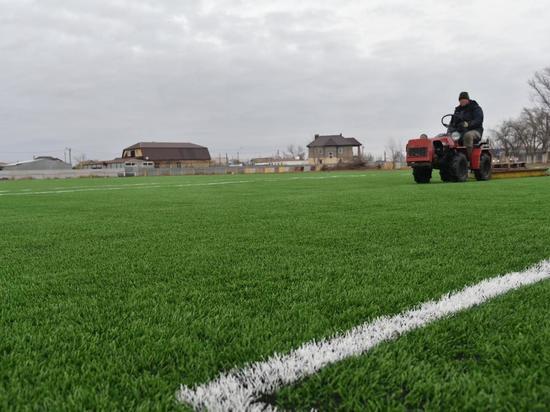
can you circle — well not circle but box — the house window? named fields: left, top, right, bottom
left=329, top=152, right=333, bottom=159
left=317, top=148, right=323, bottom=155
left=338, top=147, right=344, bottom=154
left=176, top=162, right=182, bottom=168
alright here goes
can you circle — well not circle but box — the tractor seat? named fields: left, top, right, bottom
left=475, top=139, right=489, bottom=147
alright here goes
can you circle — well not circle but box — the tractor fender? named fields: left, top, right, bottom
left=470, top=147, right=492, bottom=170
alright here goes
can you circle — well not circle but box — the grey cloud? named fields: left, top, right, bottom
left=1, top=0, right=550, bottom=161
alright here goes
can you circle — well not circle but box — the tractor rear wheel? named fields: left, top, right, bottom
left=413, top=166, right=432, bottom=184
left=474, top=153, right=492, bottom=181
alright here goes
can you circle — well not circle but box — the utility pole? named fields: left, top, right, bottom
left=65, top=147, right=72, bottom=165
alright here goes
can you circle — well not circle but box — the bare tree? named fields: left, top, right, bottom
left=361, top=152, right=375, bottom=163
left=493, top=108, right=550, bottom=163
left=73, top=153, right=87, bottom=167
left=509, top=114, right=537, bottom=162
left=523, top=107, right=550, bottom=158
left=285, top=144, right=306, bottom=160
left=528, top=67, right=550, bottom=111
left=385, top=138, right=405, bottom=165
left=524, top=67, right=550, bottom=159
left=492, top=67, right=550, bottom=163
left=492, top=120, right=519, bottom=159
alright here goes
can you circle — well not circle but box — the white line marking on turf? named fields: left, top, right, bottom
left=176, top=259, right=550, bottom=411
left=0, top=174, right=371, bottom=196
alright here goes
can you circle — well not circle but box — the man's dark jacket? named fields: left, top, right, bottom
left=451, top=100, right=484, bottom=136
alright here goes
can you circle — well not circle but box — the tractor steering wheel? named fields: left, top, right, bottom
left=441, top=114, right=455, bottom=128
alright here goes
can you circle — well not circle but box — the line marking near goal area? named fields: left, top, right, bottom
left=176, top=260, right=550, bottom=411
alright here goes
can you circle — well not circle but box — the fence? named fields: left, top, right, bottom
left=0, top=165, right=318, bottom=180
left=123, top=165, right=317, bottom=177
left=493, top=150, right=549, bottom=164
left=0, top=169, right=120, bottom=180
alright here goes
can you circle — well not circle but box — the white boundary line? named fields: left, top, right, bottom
left=0, top=174, right=370, bottom=196
left=176, top=259, right=550, bottom=411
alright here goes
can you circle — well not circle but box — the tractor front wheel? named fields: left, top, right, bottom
left=413, top=166, right=432, bottom=184
left=450, top=152, right=469, bottom=182
left=474, top=153, right=492, bottom=181
left=439, top=152, right=468, bottom=182
left=439, top=164, right=453, bottom=182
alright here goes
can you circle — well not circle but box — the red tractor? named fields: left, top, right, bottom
left=406, top=114, right=492, bottom=184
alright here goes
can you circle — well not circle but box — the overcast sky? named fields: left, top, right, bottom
left=2, top=0, right=550, bottom=162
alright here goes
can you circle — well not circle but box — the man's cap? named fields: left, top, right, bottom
left=459, top=91, right=470, bottom=101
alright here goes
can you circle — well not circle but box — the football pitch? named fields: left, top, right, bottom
left=1, top=171, right=550, bottom=410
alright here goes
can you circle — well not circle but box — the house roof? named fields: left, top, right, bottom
left=307, top=134, right=362, bottom=148
left=124, top=142, right=207, bottom=150
left=35, top=156, right=65, bottom=162
left=122, top=142, right=211, bottom=161
left=6, top=157, right=68, bottom=166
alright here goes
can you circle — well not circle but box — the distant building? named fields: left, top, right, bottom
left=77, top=158, right=134, bottom=170
left=121, top=142, right=211, bottom=168
left=307, top=134, right=362, bottom=166
left=250, top=157, right=275, bottom=166
left=0, top=162, right=7, bottom=170
left=250, top=157, right=309, bottom=167
left=2, top=156, right=72, bottom=171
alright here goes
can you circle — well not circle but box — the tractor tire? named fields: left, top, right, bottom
left=449, top=152, right=469, bottom=182
left=439, top=163, right=453, bottom=182
left=440, top=153, right=468, bottom=183
left=413, top=166, right=432, bottom=184
left=474, top=153, right=492, bottom=181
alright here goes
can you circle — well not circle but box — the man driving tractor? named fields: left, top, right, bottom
left=449, top=92, right=484, bottom=161
left=406, top=92, right=491, bottom=184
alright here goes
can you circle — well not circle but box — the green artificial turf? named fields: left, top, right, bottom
left=273, top=279, right=550, bottom=411
left=1, top=171, right=549, bottom=410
